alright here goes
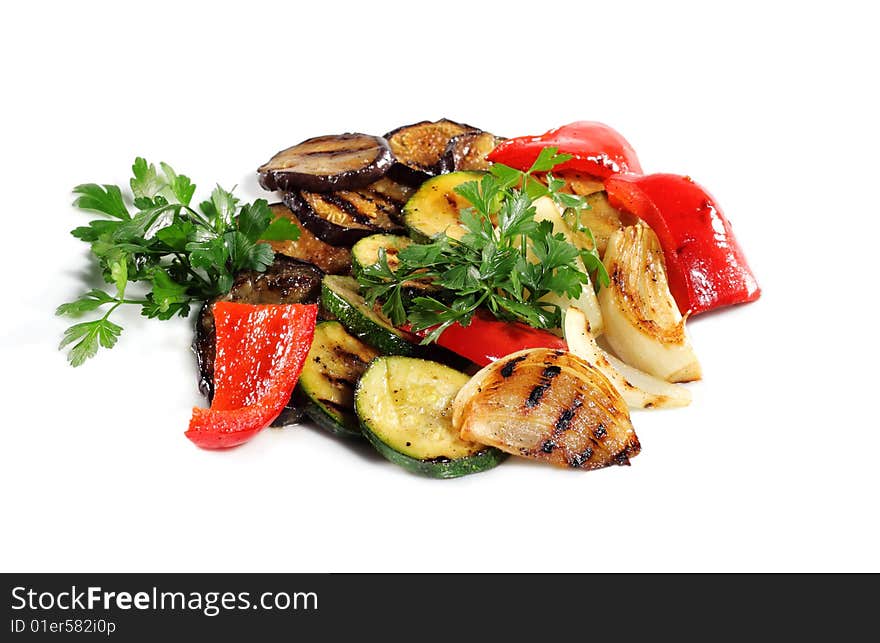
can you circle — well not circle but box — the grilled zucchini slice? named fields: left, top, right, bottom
left=320, top=275, right=418, bottom=356
left=355, top=357, right=507, bottom=478
left=402, top=171, right=485, bottom=242
left=298, top=322, right=380, bottom=438
left=351, top=234, right=413, bottom=275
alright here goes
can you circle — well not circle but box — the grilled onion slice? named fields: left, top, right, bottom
left=532, top=197, right=604, bottom=336
left=563, top=307, right=691, bottom=409
left=258, top=133, right=393, bottom=193
left=599, top=225, right=701, bottom=382
left=452, top=348, right=640, bottom=470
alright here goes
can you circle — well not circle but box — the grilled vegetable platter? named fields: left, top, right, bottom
left=58, top=119, right=761, bottom=478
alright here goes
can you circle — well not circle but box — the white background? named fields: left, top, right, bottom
left=1, top=1, right=877, bottom=572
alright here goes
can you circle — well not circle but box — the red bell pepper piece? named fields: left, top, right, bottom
left=487, top=121, right=642, bottom=179
left=186, top=302, right=317, bottom=449
left=409, top=312, right=567, bottom=367
left=604, top=173, right=760, bottom=315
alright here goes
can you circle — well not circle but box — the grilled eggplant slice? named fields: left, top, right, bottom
left=193, top=256, right=324, bottom=421
left=284, top=185, right=405, bottom=247
left=298, top=321, right=380, bottom=438
left=442, top=131, right=503, bottom=172
left=362, top=177, right=416, bottom=221
left=453, top=348, right=641, bottom=470
left=599, top=225, right=701, bottom=382
left=258, top=133, right=393, bottom=193
left=385, top=119, right=479, bottom=185
left=265, top=203, right=351, bottom=274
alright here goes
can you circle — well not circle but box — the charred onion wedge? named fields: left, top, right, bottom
left=599, top=225, right=701, bottom=382
left=442, top=131, right=503, bottom=172
left=264, top=203, right=351, bottom=274
left=258, top=133, right=393, bottom=193
left=384, top=119, right=478, bottom=185
left=563, top=307, right=691, bottom=409
left=452, top=348, right=640, bottom=470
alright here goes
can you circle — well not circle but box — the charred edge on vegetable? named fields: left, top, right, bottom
left=568, top=448, right=594, bottom=468
left=524, top=364, right=563, bottom=408
left=500, top=355, right=528, bottom=378
left=554, top=396, right=584, bottom=435
left=322, top=193, right=375, bottom=225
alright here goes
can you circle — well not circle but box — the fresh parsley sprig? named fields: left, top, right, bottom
left=357, top=147, right=610, bottom=343
left=58, top=158, right=299, bottom=366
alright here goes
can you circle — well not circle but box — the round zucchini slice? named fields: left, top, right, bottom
left=298, top=321, right=380, bottom=438
left=351, top=234, right=413, bottom=275
left=320, top=275, right=418, bottom=356
left=402, top=171, right=485, bottom=243
left=355, top=357, right=506, bottom=478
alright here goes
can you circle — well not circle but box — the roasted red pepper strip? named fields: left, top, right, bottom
left=409, top=312, right=567, bottom=367
left=487, top=121, right=642, bottom=179
left=186, top=302, right=317, bottom=449
left=605, top=173, right=760, bottom=315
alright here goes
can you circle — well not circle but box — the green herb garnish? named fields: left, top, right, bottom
left=357, top=147, right=610, bottom=343
left=58, top=158, right=299, bottom=366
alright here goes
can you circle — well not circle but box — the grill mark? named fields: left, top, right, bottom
left=540, top=440, right=557, bottom=454
left=327, top=376, right=356, bottom=388
left=500, top=355, right=527, bottom=378
left=318, top=398, right=352, bottom=415
left=594, top=423, right=607, bottom=439
left=360, top=191, right=399, bottom=218
left=554, top=397, right=584, bottom=435
left=333, top=347, right=370, bottom=367
left=524, top=365, right=562, bottom=408
left=568, top=447, right=593, bottom=468
left=319, top=193, right=375, bottom=226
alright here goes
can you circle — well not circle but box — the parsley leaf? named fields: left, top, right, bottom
left=131, top=157, right=167, bottom=199
left=357, top=146, right=606, bottom=341
left=260, top=216, right=301, bottom=242
left=56, top=289, right=118, bottom=317
left=60, top=158, right=299, bottom=366
left=59, top=318, right=123, bottom=367
left=72, top=184, right=130, bottom=220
